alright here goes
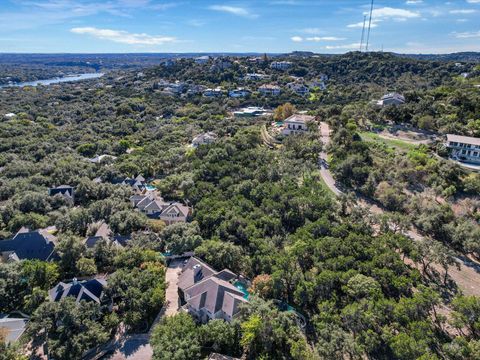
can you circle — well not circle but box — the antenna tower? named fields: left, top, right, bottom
left=359, top=15, right=367, bottom=51
left=366, top=0, right=374, bottom=52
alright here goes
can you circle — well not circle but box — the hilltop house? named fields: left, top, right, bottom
left=244, top=73, right=269, bottom=81
left=287, top=82, right=310, bottom=96
left=210, top=59, right=232, bottom=72
left=88, top=154, right=117, bottom=164
left=192, top=132, right=218, bottom=148
left=203, top=88, right=224, bottom=98
left=446, top=134, right=480, bottom=165
left=378, top=93, right=405, bottom=106
left=282, top=114, right=315, bottom=136
left=228, top=88, right=251, bottom=98
left=178, top=257, right=247, bottom=323
left=49, top=278, right=107, bottom=304
left=49, top=185, right=74, bottom=202
left=258, top=84, right=281, bottom=96
left=115, top=175, right=150, bottom=192
left=270, top=61, right=292, bottom=70
left=0, top=228, right=57, bottom=262
left=131, top=194, right=192, bottom=224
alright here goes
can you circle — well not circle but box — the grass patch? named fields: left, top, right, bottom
left=359, top=131, right=417, bottom=152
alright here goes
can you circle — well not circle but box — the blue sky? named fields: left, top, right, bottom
left=1, top=0, right=479, bottom=53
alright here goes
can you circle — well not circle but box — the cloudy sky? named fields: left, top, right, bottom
left=1, top=0, right=479, bottom=53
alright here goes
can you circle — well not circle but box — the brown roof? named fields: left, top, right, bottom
left=447, top=134, right=480, bottom=146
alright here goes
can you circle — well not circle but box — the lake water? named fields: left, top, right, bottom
left=0, top=73, right=104, bottom=88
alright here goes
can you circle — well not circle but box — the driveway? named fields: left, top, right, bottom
left=319, top=122, right=343, bottom=196
left=164, top=259, right=183, bottom=317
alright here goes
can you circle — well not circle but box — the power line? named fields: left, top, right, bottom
left=366, top=0, right=374, bottom=52
left=359, top=15, right=367, bottom=51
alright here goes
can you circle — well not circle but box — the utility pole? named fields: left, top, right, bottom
left=366, top=0, right=374, bottom=52
left=359, top=15, right=367, bottom=51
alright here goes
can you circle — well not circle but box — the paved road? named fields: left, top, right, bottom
left=319, top=122, right=343, bottom=196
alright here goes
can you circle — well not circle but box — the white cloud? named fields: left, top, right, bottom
left=291, top=36, right=346, bottom=42
left=466, top=0, right=480, bottom=3
left=70, top=27, right=177, bottom=45
left=369, top=7, right=421, bottom=20
left=347, top=21, right=378, bottom=28
left=406, top=0, right=423, bottom=4
left=453, top=30, right=480, bottom=38
left=307, top=36, right=346, bottom=41
left=325, top=43, right=361, bottom=50
left=449, top=9, right=476, bottom=14
left=209, top=5, right=258, bottom=18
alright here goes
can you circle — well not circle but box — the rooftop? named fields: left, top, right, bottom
left=447, top=134, right=480, bottom=146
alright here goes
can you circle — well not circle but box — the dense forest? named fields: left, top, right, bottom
left=1, top=52, right=479, bottom=360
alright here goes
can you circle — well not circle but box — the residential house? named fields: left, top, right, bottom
left=309, top=79, right=327, bottom=91
left=49, top=278, right=107, bottom=304
left=132, top=194, right=192, bottom=224
left=244, top=73, right=269, bottom=81
left=85, top=222, right=128, bottom=248
left=49, top=185, right=75, bottom=202
left=378, top=93, right=405, bottom=106
left=0, top=314, right=28, bottom=344
left=228, top=88, right=251, bottom=98
left=4, top=113, right=16, bottom=119
left=117, top=174, right=149, bottom=192
left=282, top=114, right=315, bottom=136
left=203, top=88, right=224, bottom=98
left=233, top=107, right=270, bottom=118
left=0, top=228, right=57, bottom=261
left=446, top=134, right=480, bottom=164
left=192, top=132, right=218, bottom=148
left=195, top=56, right=210, bottom=65
left=88, top=154, right=117, bottom=164
left=270, top=61, right=292, bottom=70
left=258, top=84, right=281, bottom=96
left=287, top=82, right=310, bottom=96
left=178, top=257, right=247, bottom=323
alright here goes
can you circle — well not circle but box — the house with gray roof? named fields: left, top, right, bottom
left=49, top=185, right=75, bottom=202
left=0, top=314, right=28, bottom=344
left=178, top=257, right=247, bottom=323
left=49, top=278, right=107, bottom=304
left=132, top=194, right=192, bottom=225
left=0, top=228, right=57, bottom=262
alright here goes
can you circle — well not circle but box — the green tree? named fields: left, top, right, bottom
left=151, top=313, right=201, bottom=360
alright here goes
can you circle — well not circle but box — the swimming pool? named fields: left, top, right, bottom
left=234, top=281, right=250, bottom=299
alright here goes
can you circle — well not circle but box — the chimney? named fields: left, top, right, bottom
left=193, top=264, right=202, bottom=277
left=72, top=278, right=78, bottom=285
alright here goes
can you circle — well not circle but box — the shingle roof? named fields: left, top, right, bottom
left=178, top=257, right=217, bottom=291
left=184, top=276, right=245, bottom=315
left=49, top=278, right=107, bottom=304
left=0, top=230, right=56, bottom=261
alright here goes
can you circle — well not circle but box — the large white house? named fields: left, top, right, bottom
left=270, top=61, right=292, bottom=71
left=446, top=134, right=480, bottom=164
left=258, top=84, right=281, bottom=96
left=282, top=114, right=315, bottom=136
left=228, top=88, right=251, bottom=98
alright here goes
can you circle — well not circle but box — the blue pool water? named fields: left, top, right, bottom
left=234, top=281, right=250, bottom=299
left=146, top=185, right=156, bottom=191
